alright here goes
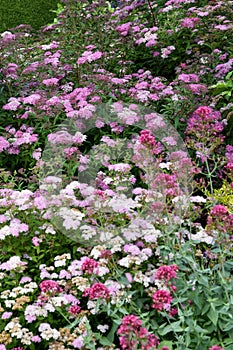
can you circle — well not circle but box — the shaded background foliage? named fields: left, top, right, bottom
left=0, top=0, right=58, bottom=32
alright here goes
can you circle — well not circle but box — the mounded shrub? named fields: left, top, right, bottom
left=0, top=0, right=58, bottom=32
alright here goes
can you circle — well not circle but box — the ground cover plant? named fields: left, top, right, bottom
left=0, top=0, right=233, bottom=349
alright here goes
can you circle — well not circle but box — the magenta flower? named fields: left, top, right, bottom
left=155, top=265, right=178, bottom=282
left=83, top=282, right=110, bottom=300
left=39, top=280, right=62, bottom=293
left=68, top=305, right=81, bottom=315
left=117, top=315, right=159, bottom=350
left=152, top=290, right=173, bottom=311
left=81, top=257, right=99, bottom=274
left=210, top=204, right=228, bottom=217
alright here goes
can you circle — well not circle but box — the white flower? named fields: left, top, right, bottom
left=90, top=245, right=106, bottom=259
left=87, top=300, right=97, bottom=314
left=39, top=323, right=60, bottom=340
left=190, top=196, right=206, bottom=203
left=80, top=225, right=96, bottom=240
left=1, top=31, right=13, bottom=37
left=159, top=162, right=172, bottom=169
left=190, top=227, right=214, bottom=244
left=5, top=300, right=16, bottom=308
left=0, top=225, right=10, bottom=240
left=97, top=324, right=109, bottom=333
left=51, top=296, right=68, bottom=307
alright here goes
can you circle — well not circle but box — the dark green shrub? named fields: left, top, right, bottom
left=0, top=0, right=58, bottom=32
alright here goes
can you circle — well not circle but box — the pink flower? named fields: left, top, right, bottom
left=117, top=315, right=159, bottom=350
left=31, top=335, right=42, bottom=342
left=215, top=24, right=232, bottom=30
left=3, top=97, right=21, bottom=111
left=152, top=290, right=173, bottom=311
left=73, top=336, right=84, bottom=349
left=210, top=204, right=228, bottom=216
left=34, top=195, right=47, bottom=210
left=32, top=237, right=42, bottom=246
left=1, top=312, right=12, bottom=319
left=32, top=148, right=42, bottom=160
left=5, top=63, right=18, bottom=79
left=0, top=137, right=10, bottom=152
left=138, top=130, right=156, bottom=148
left=81, top=257, right=99, bottom=274
left=23, top=94, right=41, bottom=105
left=125, top=273, right=133, bottom=283
left=77, top=50, right=103, bottom=64
left=178, top=73, right=199, bottom=83
left=83, top=282, right=110, bottom=300
left=188, top=83, right=207, bottom=95
left=40, top=280, right=62, bottom=293
left=155, top=265, right=178, bottom=282
left=209, top=346, right=224, bottom=350
left=42, top=78, right=59, bottom=86
left=181, top=17, right=200, bottom=28
left=69, top=305, right=81, bottom=315
left=116, top=22, right=132, bottom=36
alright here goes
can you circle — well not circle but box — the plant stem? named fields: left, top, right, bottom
left=146, top=0, right=156, bottom=26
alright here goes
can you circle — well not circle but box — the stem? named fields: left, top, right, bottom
left=146, top=0, right=156, bottom=26
left=204, top=160, right=214, bottom=194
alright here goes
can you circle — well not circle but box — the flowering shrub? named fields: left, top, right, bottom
left=0, top=0, right=233, bottom=349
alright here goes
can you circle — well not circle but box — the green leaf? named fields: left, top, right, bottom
left=158, top=340, right=173, bottom=349
left=65, top=318, right=80, bottom=330
left=201, top=303, right=210, bottom=315
left=207, top=305, right=218, bottom=326
left=106, top=322, right=119, bottom=343
left=159, top=321, right=183, bottom=336
left=220, top=321, right=233, bottom=332
left=99, top=336, right=113, bottom=346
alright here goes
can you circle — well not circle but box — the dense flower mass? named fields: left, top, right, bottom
left=151, top=290, right=173, bottom=311
left=0, top=0, right=232, bottom=349
left=117, top=315, right=159, bottom=350
left=83, top=283, right=110, bottom=300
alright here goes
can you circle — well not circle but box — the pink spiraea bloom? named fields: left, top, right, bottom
left=3, top=97, right=21, bottom=111
left=181, top=17, right=200, bottom=28
left=42, top=78, right=59, bottom=86
left=207, top=204, right=233, bottom=235
left=0, top=137, right=10, bottom=152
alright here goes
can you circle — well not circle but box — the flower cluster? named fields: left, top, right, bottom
left=117, top=315, right=159, bottom=350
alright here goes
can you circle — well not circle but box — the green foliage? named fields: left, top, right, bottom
left=209, top=71, right=233, bottom=102
left=0, top=0, right=59, bottom=32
